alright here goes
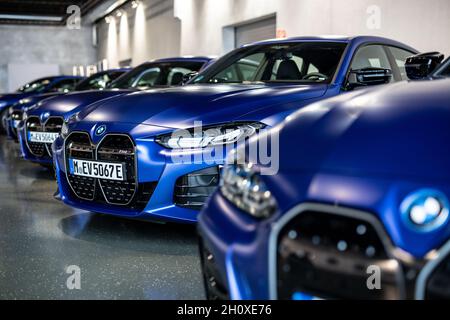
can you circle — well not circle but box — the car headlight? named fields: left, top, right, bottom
left=400, top=189, right=449, bottom=232
left=19, top=98, right=32, bottom=105
left=155, top=122, right=264, bottom=149
left=220, top=162, right=277, bottom=218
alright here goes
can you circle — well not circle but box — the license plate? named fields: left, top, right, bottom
left=69, top=158, right=126, bottom=181
left=13, top=120, right=20, bottom=128
left=28, top=131, right=60, bottom=143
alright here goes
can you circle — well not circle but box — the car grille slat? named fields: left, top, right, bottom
left=44, top=117, right=63, bottom=156
left=25, top=116, right=63, bottom=158
left=64, top=132, right=155, bottom=210
left=25, top=117, right=46, bottom=157
left=276, top=209, right=404, bottom=300
left=65, top=132, right=96, bottom=200
left=97, top=135, right=137, bottom=205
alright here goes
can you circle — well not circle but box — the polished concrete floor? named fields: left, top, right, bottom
left=0, top=136, right=204, bottom=299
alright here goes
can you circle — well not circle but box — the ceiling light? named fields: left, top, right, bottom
left=0, top=14, right=63, bottom=22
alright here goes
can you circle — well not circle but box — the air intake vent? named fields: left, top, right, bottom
left=275, top=206, right=404, bottom=300
left=174, top=167, right=220, bottom=210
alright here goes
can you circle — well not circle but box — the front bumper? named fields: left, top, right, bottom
left=53, top=132, right=224, bottom=223
left=198, top=174, right=450, bottom=300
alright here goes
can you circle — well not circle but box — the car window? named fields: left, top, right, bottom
left=388, top=46, right=415, bottom=80
left=75, top=72, right=124, bottom=91
left=198, top=42, right=347, bottom=84
left=50, top=79, right=78, bottom=93
left=109, top=61, right=205, bottom=89
left=351, top=45, right=392, bottom=70
left=133, top=68, right=161, bottom=88
left=270, top=56, right=304, bottom=80
left=166, top=67, right=191, bottom=86
left=18, top=78, right=52, bottom=93
left=211, top=53, right=264, bottom=83
left=350, top=45, right=393, bottom=83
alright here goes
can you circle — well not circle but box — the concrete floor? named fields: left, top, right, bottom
left=0, top=136, right=204, bottom=299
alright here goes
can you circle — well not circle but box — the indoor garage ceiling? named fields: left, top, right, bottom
left=0, top=0, right=105, bottom=25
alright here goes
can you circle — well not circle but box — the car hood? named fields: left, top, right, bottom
left=12, top=92, right=64, bottom=111
left=79, top=84, right=329, bottom=128
left=0, top=92, right=33, bottom=105
left=28, top=89, right=133, bottom=117
left=270, top=79, right=450, bottom=181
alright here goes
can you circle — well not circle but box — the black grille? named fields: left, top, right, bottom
left=97, top=135, right=136, bottom=205
left=26, top=117, right=46, bottom=157
left=66, top=132, right=96, bottom=200
left=65, top=132, right=155, bottom=209
left=174, top=167, right=220, bottom=210
left=25, top=116, right=63, bottom=158
left=199, top=240, right=229, bottom=300
left=425, top=250, right=450, bottom=299
left=276, top=209, right=403, bottom=300
left=44, top=117, right=63, bottom=156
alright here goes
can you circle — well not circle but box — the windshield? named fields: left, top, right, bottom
left=192, top=42, right=347, bottom=85
left=108, top=61, right=205, bottom=89
left=75, top=71, right=125, bottom=91
left=434, top=58, right=450, bottom=78
left=17, top=78, right=52, bottom=93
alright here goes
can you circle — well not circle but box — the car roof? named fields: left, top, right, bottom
left=248, top=35, right=417, bottom=52
left=151, top=56, right=216, bottom=64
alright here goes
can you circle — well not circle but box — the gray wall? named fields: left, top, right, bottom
left=0, top=24, right=96, bottom=92
left=96, top=0, right=181, bottom=68
left=176, top=0, right=450, bottom=56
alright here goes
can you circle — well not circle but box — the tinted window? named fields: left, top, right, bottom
left=50, top=79, right=78, bottom=92
left=351, top=45, right=392, bottom=70
left=193, top=42, right=347, bottom=84
left=75, top=71, right=124, bottom=91
left=109, top=61, right=205, bottom=89
left=17, top=78, right=52, bottom=93
left=388, top=46, right=415, bottom=80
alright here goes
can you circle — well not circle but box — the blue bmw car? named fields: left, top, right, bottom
left=6, top=69, right=128, bottom=141
left=197, top=59, right=450, bottom=300
left=0, top=75, right=84, bottom=133
left=18, top=57, right=212, bottom=166
left=53, top=36, right=417, bottom=224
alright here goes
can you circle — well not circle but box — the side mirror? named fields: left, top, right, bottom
left=182, top=72, right=198, bottom=85
left=405, top=52, right=444, bottom=80
left=346, top=67, right=393, bottom=90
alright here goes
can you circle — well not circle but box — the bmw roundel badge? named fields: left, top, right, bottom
left=95, top=125, right=107, bottom=136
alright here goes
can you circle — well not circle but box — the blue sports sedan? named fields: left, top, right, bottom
left=52, top=36, right=418, bottom=224
left=0, top=75, right=84, bottom=133
left=6, top=69, right=128, bottom=141
left=18, top=57, right=212, bottom=166
left=197, top=58, right=450, bottom=300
